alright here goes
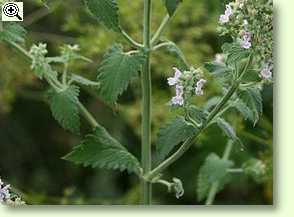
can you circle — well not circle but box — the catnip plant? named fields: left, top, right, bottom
left=0, top=0, right=273, bottom=205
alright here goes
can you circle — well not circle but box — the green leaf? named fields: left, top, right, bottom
left=0, top=23, right=26, bottom=43
left=204, top=62, right=232, bottom=76
left=165, top=41, right=189, bottom=70
left=163, top=0, right=182, bottom=16
left=233, top=99, right=255, bottom=123
left=197, top=153, right=234, bottom=201
left=238, top=87, right=263, bottom=125
left=70, top=74, right=100, bottom=87
left=97, top=44, right=145, bottom=103
left=47, top=85, right=80, bottom=134
left=156, top=116, right=197, bottom=162
left=204, top=62, right=233, bottom=85
left=222, top=42, right=250, bottom=66
left=33, top=62, right=58, bottom=79
left=216, top=118, right=237, bottom=140
left=63, top=125, right=141, bottom=174
left=85, top=0, right=120, bottom=32
left=187, top=105, right=208, bottom=124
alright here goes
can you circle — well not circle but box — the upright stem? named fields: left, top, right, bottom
left=205, top=140, right=234, bottom=205
left=141, top=0, right=152, bottom=205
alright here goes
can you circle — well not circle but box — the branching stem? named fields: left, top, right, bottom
left=120, top=29, right=143, bottom=48
left=144, top=54, right=253, bottom=182
left=5, top=40, right=100, bottom=131
left=151, top=14, right=170, bottom=46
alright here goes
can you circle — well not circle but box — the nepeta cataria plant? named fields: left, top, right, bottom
left=0, top=0, right=273, bottom=205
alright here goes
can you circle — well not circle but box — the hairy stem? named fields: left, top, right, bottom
left=141, top=0, right=152, bottom=205
left=120, top=29, right=143, bottom=48
left=77, top=101, right=99, bottom=129
left=151, top=14, right=170, bottom=46
left=152, top=41, right=173, bottom=51
left=145, top=54, right=253, bottom=181
left=205, top=140, right=234, bottom=205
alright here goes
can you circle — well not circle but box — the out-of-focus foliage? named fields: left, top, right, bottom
left=0, top=0, right=272, bottom=204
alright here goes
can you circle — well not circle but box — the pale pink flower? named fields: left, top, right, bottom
left=171, top=96, right=184, bottom=106
left=260, top=65, right=272, bottom=79
left=171, top=85, right=184, bottom=106
left=195, top=79, right=207, bottom=96
left=240, top=31, right=252, bottom=49
left=168, top=67, right=182, bottom=86
left=219, top=5, right=233, bottom=24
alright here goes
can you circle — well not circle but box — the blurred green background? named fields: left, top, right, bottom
left=0, top=0, right=273, bottom=205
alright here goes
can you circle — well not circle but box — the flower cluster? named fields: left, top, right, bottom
left=0, top=178, right=25, bottom=206
left=168, top=67, right=206, bottom=107
left=29, top=43, right=49, bottom=74
left=217, top=0, right=273, bottom=80
left=242, top=159, right=267, bottom=183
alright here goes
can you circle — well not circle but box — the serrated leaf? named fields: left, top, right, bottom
left=204, top=62, right=233, bottom=85
left=97, top=44, right=145, bottom=103
left=70, top=74, right=100, bottom=87
left=156, top=116, right=197, bottom=162
left=233, top=99, right=254, bottom=123
left=63, top=125, right=141, bottom=174
left=47, top=85, right=80, bottom=134
left=204, top=62, right=232, bottom=75
left=165, top=41, right=189, bottom=70
left=0, top=23, right=26, bottom=43
left=33, top=61, right=58, bottom=80
left=216, top=118, right=237, bottom=140
left=197, top=153, right=233, bottom=201
left=222, top=42, right=250, bottom=66
left=163, top=0, right=182, bottom=16
left=238, top=87, right=263, bottom=125
left=85, top=0, right=120, bottom=32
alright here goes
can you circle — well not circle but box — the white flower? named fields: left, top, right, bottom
left=195, top=79, right=207, bottom=96
left=171, top=85, right=184, bottom=106
left=219, top=5, right=233, bottom=24
left=219, top=14, right=229, bottom=24
left=240, top=31, right=252, bottom=49
left=168, top=67, right=182, bottom=86
left=260, top=64, right=272, bottom=79
left=241, top=40, right=252, bottom=49
left=225, top=5, right=233, bottom=17
left=175, top=84, right=184, bottom=97
left=171, top=96, right=184, bottom=106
